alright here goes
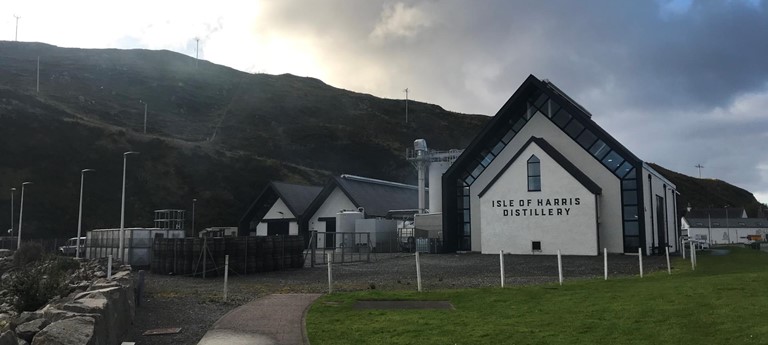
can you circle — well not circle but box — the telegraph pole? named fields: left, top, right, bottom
left=404, top=88, right=409, bottom=124
left=14, top=15, right=20, bottom=41
left=695, top=164, right=704, bottom=178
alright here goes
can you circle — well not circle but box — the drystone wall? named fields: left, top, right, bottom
left=0, top=253, right=135, bottom=345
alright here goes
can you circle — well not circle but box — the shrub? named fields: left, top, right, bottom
left=4, top=256, right=81, bottom=312
left=13, top=242, right=44, bottom=267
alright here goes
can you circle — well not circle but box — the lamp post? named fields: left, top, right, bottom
left=119, top=151, right=139, bottom=262
left=9, top=188, right=15, bottom=237
left=139, top=100, right=147, bottom=134
left=76, top=169, right=95, bottom=258
left=17, top=182, right=31, bottom=249
left=191, top=198, right=197, bottom=237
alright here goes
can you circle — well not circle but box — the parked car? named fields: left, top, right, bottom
left=59, top=237, right=86, bottom=256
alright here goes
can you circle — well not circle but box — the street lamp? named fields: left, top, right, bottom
left=119, top=151, right=139, bottom=262
left=17, top=182, right=32, bottom=249
left=139, top=100, right=147, bottom=134
left=191, top=198, right=197, bottom=237
left=9, top=188, right=16, bottom=237
left=76, top=169, right=95, bottom=258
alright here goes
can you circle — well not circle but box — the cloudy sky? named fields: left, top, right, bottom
left=2, top=0, right=767, bottom=203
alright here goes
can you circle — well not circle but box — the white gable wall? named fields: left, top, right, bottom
left=307, top=187, right=357, bottom=247
left=470, top=112, right=624, bottom=253
left=255, top=198, right=299, bottom=236
left=479, top=143, right=598, bottom=255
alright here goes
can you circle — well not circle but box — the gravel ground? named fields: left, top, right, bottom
left=121, top=252, right=670, bottom=344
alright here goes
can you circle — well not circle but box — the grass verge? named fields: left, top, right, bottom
left=307, top=247, right=768, bottom=345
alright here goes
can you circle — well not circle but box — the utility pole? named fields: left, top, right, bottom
left=695, top=164, right=703, bottom=178
left=404, top=88, right=409, bottom=124
left=13, top=15, right=20, bottom=41
left=195, top=37, right=200, bottom=68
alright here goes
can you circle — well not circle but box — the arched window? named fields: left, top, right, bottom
left=527, top=155, right=541, bottom=191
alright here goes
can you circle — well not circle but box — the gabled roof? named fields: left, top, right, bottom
left=686, top=208, right=747, bottom=219
left=478, top=136, right=602, bottom=197
left=305, top=175, right=421, bottom=218
left=684, top=217, right=767, bottom=228
left=238, top=181, right=323, bottom=230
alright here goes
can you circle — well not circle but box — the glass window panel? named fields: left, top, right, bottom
left=501, top=128, right=516, bottom=144
left=616, top=161, right=634, bottom=178
left=462, top=210, right=470, bottom=220
left=589, top=140, right=609, bottom=160
left=462, top=196, right=470, bottom=208
left=564, top=120, right=585, bottom=139
left=601, top=150, right=623, bottom=171
left=624, top=236, right=639, bottom=248
left=528, top=177, right=541, bottom=191
left=576, top=129, right=597, bottom=150
left=528, top=161, right=540, bottom=176
left=491, top=141, right=505, bottom=156
left=623, top=206, right=638, bottom=220
left=622, top=191, right=637, bottom=205
left=542, top=100, right=561, bottom=118
left=624, top=168, right=636, bottom=179
left=462, top=186, right=470, bottom=195
left=460, top=237, right=471, bottom=250
left=463, top=223, right=471, bottom=236
left=552, top=109, right=572, bottom=128
left=534, top=93, right=548, bottom=108
left=511, top=118, right=526, bottom=132
left=470, top=163, right=485, bottom=177
left=464, top=175, right=475, bottom=185
left=624, top=221, right=639, bottom=236
left=479, top=150, right=494, bottom=167
left=622, top=180, right=637, bottom=190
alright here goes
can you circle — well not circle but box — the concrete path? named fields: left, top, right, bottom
left=197, top=294, right=322, bottom=345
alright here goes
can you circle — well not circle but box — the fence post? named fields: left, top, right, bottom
left=223, top=255, right=229, bottom=302
left=499, top=250, right=505, bottom=288
left=416, top=251, right=422, bottom=292
left=202, top=237, right=207, bottom=279
left=107, top=254, right=113, bottom=279
left=603, top=248, right=608, bottom=280
left=682, top=239, right=686, bottom=259
left=665, top=246, right=671, bottom=274
left=691, top=243, right=696, bottom=270
left=638, top=247, right=644, bottom=278
left=311, top=231, right=316, bottom=268
left=557, top=249, right=563, bottom=286
left=327, top=252, right=333, bottom=294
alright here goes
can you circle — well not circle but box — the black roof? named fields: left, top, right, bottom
left=478, top=137, right=602, bottom=197
left=305, top=175, right=421, bottom=218
left=686, top=208, right=747, bottom=219
left=238, top=181, right=323, bottom=231
left=684, top=217, right=767, bottom=228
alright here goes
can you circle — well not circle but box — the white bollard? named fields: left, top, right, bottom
left=416, top=251, right=422, bottom=292
left=499, top=250, right=505, bottom=288
left=638, top=247, right=644, bottom=278
left=603, top=248, right=608, bottom=280
left=223, top=255, right=229, bottom=302
left=557, top=249, right=563, bottom=286
left=327, top=252, right=333, bottom=294
left=691, top=244, right=696, bottom=270
left=665, top=246, right=671, bottom=275
left=682, top=239, right=686, bottom=259
left=107, top=255, right=113, bottom=279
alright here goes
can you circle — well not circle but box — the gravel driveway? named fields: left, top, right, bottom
left=120, top=252, right=669, bottom=344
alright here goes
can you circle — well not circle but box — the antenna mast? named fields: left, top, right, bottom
left=695, top=164, right=704, bottom=178
left=13, top=15, right=20, bottom=41
left=195, top=37, right=200, bottom=68
left=404, top=88, right=409, bottom=124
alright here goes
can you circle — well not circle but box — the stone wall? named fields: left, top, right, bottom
left=0, top=257, right=135, bottom=345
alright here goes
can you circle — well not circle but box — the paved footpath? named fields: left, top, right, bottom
left=197, top=294, right=322, bottom=345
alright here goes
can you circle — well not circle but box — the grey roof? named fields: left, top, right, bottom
left=478, top=136, right=602, bottom=197
left=685, top=217, right=768, bottom=228
left=305, top=175, right=422, bottom=218
left=271, top=181, right=324, bottom=216
left=686, top=208, right=747, bottom=219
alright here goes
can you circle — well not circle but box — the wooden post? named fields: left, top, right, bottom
left=223, top=255, right=229, bottom=302
left=557, top=250, right=563, bottom=285
left=327, top=252, right=333, bottom=294
left=499, top=250, right=505, bottom=288
left=665, top=246, right=671, bottom=274
left=416, top=251, right=422, bottom=292
left=638, top=247, right=644, bottom=278
left=603, top=248, right=608, bottom=280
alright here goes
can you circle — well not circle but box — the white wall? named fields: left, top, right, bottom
left=255, top=198, right=299, bottom=236
left=641, top=167, right=679, bottom=253
left=479, top=143, right=598, bottom=255
left=686, top=226, right=767, bottom=245
left=470, top=112, right=623, bottom=253
left=306, top=187, right=357, bottom=247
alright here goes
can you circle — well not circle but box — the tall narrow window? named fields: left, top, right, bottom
left=527, top=155, right=541, bottom=191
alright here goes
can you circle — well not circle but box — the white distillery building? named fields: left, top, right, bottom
left=238, top=181, right=323, bottom=238
left=440, top=75, right=679, bottom=255
left=681, top=207, right=768, bottom=245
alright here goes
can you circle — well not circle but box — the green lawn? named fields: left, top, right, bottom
left=307, top=247, right=768, bottom=345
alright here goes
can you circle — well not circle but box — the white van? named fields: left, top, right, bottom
left=59, top=237, right=87, bottom=256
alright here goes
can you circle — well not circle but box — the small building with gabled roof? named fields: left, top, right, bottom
left=238, top=181, right=323, bottom=239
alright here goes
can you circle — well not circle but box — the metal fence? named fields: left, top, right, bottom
left=0, top=237, right=69, bottom=253
left=305, top=230, right=443, bottom=267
